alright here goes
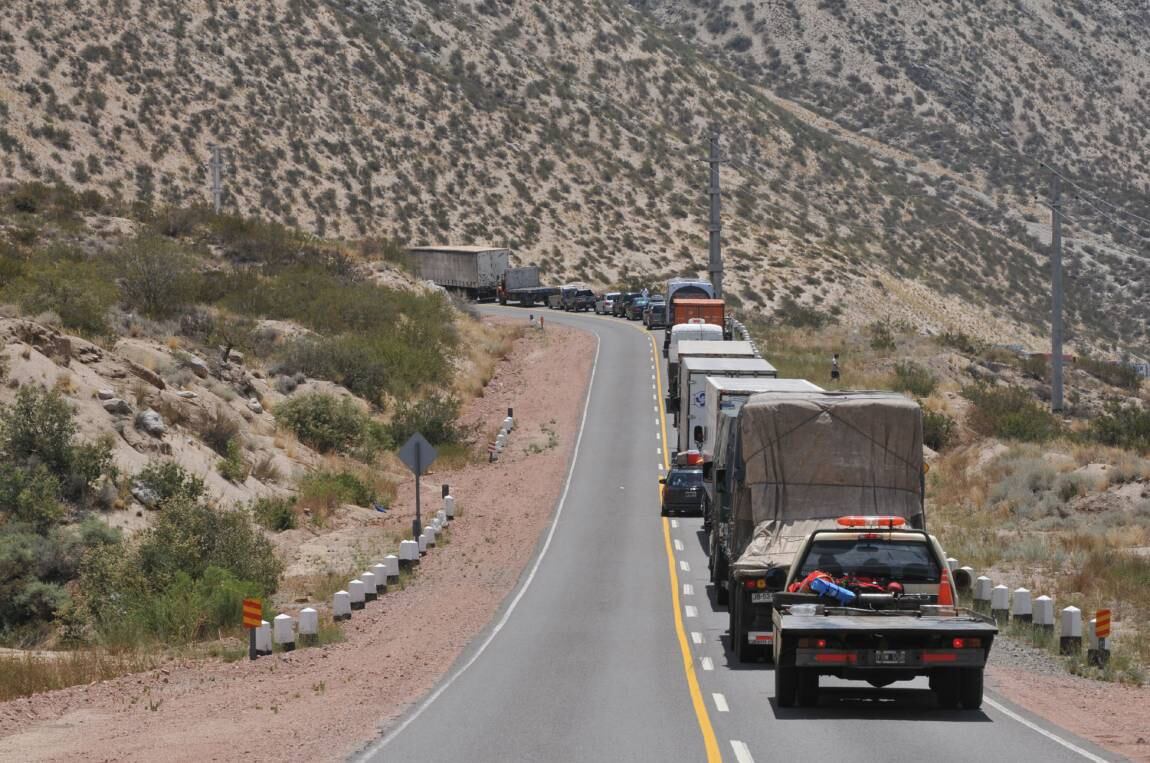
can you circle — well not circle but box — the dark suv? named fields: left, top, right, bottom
left=660, top=466, right=705, bottom=516
left=565, top=288, right=595, bottom=312
left=613, top=292, right=642, bottom=317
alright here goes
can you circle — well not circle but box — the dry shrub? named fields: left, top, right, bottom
left=0, top=650, right=154, bottom=702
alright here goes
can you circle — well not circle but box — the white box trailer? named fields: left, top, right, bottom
left=676, top=357, right=777, bottom=453
left=408, top=246, right=510, bottom=300
left=699, top=377, right=823, bottom=459
left=670, top=340, right=756, bottom=407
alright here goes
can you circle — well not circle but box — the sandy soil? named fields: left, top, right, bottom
left=989, top=666, right=1150, bottom=762
left=0, top=320, right=596, bottom=763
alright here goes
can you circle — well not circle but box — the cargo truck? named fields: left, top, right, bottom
left=662, top=278, right=719, bottom=355
left=672, top=357, right=778, bottom=448
left=667, top=339, right=756, bottom=409
left=497, top=266, right=559, bottom=307
left=698, top=377, right=823, bottom=531
left=713, top=391, right=926, bottom=662
left=772, top=519, right=995, bottom=709
left=409, top=246, right=510, bottom=301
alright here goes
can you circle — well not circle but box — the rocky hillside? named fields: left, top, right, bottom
left=1, top=0, right=1147, bottom=355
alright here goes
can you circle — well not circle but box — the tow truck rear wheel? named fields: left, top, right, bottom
left=931, top=670, right=961, bottom=708
left=959, top=668, right=984, bottom=710
left=775, top=662, right=797, bottom=708
left=796, top=669, right=819, bottom=707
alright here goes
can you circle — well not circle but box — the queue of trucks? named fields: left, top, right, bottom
left=410, top=250, right=995, bottom=709
left=655, top=277, right=995, bottom=710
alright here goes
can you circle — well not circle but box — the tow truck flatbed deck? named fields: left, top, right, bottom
left=778, top=612, right=997, bottom=634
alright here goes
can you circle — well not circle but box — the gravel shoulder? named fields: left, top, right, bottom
left=0, top=320, right=596, bottom=763
left=988, top=637, right=1150, bottom=762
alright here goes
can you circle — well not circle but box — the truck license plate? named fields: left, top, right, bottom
left=873, top=650, right=906, bottom=665
left=751, top=592, right=773, bottom=604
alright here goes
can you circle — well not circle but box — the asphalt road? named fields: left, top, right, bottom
left=363, top=307, right=1120, bottom=763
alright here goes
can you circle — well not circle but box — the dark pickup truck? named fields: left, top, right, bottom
left=771, top=520, right=996, bottom=709
left=563, top=288, right=596, bottom=312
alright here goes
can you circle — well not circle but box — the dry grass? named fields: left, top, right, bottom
left=453, top=320, right=524, bottom=399
left=0, top=649, right=156, bottom=702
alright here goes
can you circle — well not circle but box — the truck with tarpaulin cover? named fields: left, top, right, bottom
left=715, top=391, right=926, bottom=662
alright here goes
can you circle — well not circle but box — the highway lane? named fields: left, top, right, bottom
left=367, top=307, right=710, bottom=762
left=365, top=306, right=1120, bottom=763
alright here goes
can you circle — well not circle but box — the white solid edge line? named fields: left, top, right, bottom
left=365, top=331, right=604, bottom=755
left=712, top=693, right=729, bottom=713
left=984, top=697, right=1109, bottom=763
left=730, top=740, right=754, bottom=763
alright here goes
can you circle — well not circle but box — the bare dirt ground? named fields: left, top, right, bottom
left=0, top=320, right=596, bottom=763
left=989, top=665, right=1150, bottom=762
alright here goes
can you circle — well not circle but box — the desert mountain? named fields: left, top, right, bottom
left=1, top=0, right=1147, bottom=355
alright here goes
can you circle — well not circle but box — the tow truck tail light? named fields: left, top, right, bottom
left=836, top=515, right=907, bottom=528
left=953, top=638, right=981, bottom=649
left=742, top=578, right=767, bottom=590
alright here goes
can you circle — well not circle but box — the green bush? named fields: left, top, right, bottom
left=1079, top=358, right=1141, bottom=391
left=251, top=496, right=297, bottom=532
left=133, top=460, right=206, bottom=507
left=0, top=463, right=64, bottom=531
left=775, top=296, right=835, bottom=329
left=298, top=470, right=375, bottom=508
left=938, top=331, right=985, bottom=356
left=2, top=256, right=118, bottom=336
left=894, top=361, right=937, bottom=397
left=963, top=384, right=1060, bottom=442
left=869, top=320, right=896, bottom=351
left=114, top=235, right=200, bottom=319
left=1089, top=400, right=1150, bottom=453
left=923, top=410, right=956, bottom=451
left=275, top=393, right=369, bottom=454
left=387, top=393, right=466, bottom=446
left=217, top=441, right=248, bottom=483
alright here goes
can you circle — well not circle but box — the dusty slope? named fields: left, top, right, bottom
left=0, top=320, right=595, bottom=763
left=2, top=1, right=1146, bottom=354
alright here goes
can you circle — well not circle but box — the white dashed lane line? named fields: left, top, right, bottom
left=682, top=583, right=693, bottom=596
left=674, top=539, right=683, bottom=551
left=684, top=605, right=698, bottom=618
left=690, top=632, right=703, bottom=645
left=730, top=740, right=754, bottom=763
left=700, top=656, right=714, bottom=671
left=670, top=519, right=678, bottom=528
left=712, top=693, right=729, bottom=713
left=679, top=560, right=690, bottom=572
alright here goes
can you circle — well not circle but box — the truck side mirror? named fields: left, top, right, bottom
left=692, top=425, right=704, bottom=447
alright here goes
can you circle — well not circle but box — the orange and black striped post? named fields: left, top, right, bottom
left=243, top=598, right=262, bottom=661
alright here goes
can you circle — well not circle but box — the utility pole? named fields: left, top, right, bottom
left=210, top=145, right=223, bottom=214
left=708, top=130, right=723, bottom=298
left=1049, top=173, right=1065, bottom=413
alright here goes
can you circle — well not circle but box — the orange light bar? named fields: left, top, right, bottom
left=836, top=516, right=907, bottom=528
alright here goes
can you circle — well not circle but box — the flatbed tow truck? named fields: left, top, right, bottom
left=771, top=516, right=997, bottom=709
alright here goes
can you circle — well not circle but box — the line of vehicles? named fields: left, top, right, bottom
left=410, top=247, right=998, bottom=711
left=654, top=280, right=996, bottom=711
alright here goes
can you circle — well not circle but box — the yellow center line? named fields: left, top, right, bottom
left=650, top=333, right=722, bottom=763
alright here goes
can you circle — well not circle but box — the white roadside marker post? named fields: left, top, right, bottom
left=1012, top=588, right=1032, bottom=624
left=361, top=571, right=378, bottom=602
left=955, top=566, right=974, bottom=592
left=371, top=563, right=389, bottom=595
left=974, top=576, right=993, bottom=614
left=990, top=585, right=1010, bottom=625
left=298, top=607, right=319, bottom=646
left=444, top=494, right=456, bottom=520
left=1034, top=596, right=1055, bottom=634
left=1060, top=606, right=1082, bottom=655
left=256, top=620, right=273, bottom=656
left=383, top=555, right=400, bottom=585
left=273, top=614, right=296, bottom=652
left=417, top=532, right=429, bottom=555
left=333, top=591, right=351, bottom=622
left=348, top=579, right=366, bottom=611
left=398, top=539, right=419, bottom=568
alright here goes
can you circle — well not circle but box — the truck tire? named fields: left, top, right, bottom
left=931, top=670, right=961, bottom=709
left=775, top=661, right=797, bottom=708
left=712, top=551, right=729, bottom=606
left=959, top=668, right=984, bottom=710
left=796, top=669, right=819, bottom=707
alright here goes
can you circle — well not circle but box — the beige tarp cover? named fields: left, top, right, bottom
left=731, top=391, right=924, bottom=575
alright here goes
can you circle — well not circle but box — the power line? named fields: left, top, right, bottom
left=1037, top=160, right=1150, bottom=228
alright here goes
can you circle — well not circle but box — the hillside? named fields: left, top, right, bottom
left=1, top=0, right=1147, bottom=356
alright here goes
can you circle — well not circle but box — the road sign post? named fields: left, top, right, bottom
left=398, top=433, right=438, bottom=542
left=243, top=598, right=262, bottom=660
